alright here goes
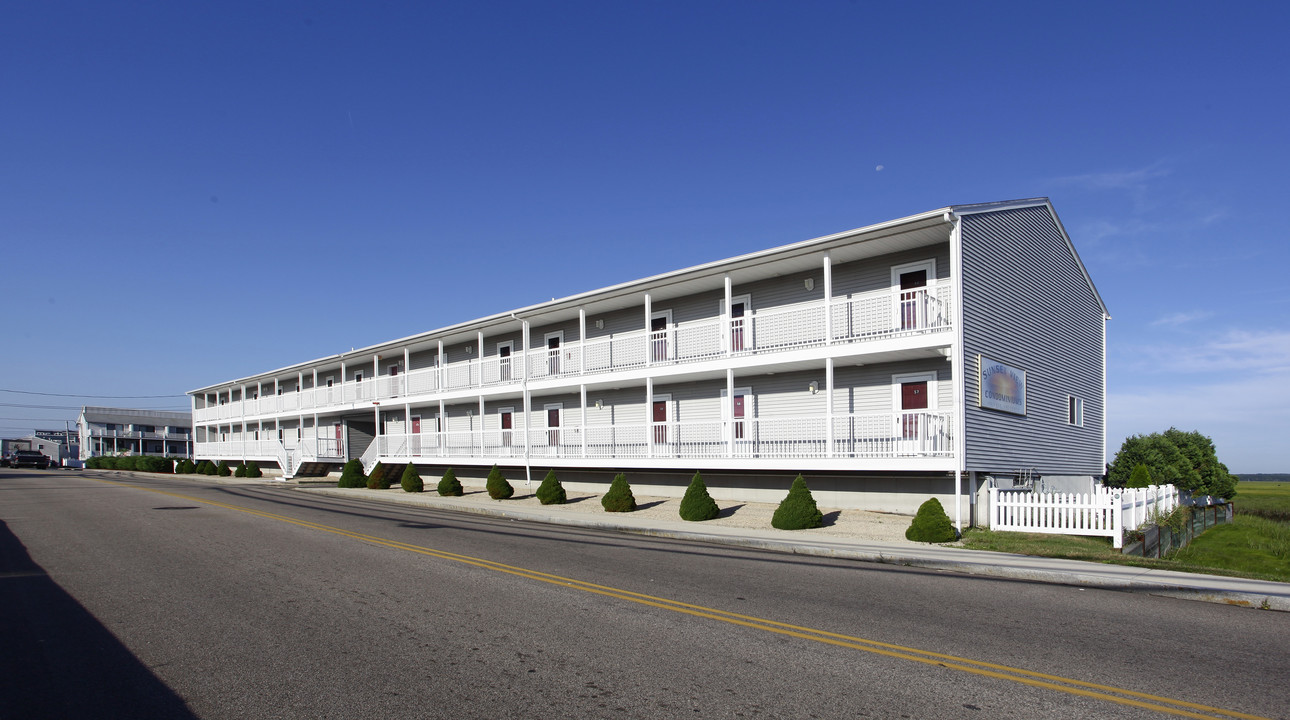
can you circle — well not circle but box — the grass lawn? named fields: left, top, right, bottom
left=961, top=481, right=1290, bottom=583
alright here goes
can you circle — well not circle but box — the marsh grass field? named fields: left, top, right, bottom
left=963, top=481, right=1290, bottom=583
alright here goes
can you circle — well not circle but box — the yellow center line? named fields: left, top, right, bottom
left=99, top=476, right=1269, bottom=720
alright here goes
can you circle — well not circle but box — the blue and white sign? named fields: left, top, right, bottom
left=979, top=356, right=1026, bottom=415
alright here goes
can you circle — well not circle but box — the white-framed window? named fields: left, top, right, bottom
left=1067, top=396, right=1084, bottom=427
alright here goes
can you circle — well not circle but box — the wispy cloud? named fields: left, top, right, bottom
left=1055, top=163, right=1171, bottom=192
left=1108, top=370, right=1290, bottom=472
left=1150, top=311, right=1214, bottom=327
left=1130, top=329, right=1290, bottom=375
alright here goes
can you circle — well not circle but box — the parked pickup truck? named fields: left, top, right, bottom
left=10, top=451, right=51, bottom=469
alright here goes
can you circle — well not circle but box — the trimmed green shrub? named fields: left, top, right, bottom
left=234, top=463, right=247, bottom=477
left=536, top=469, right=566, bottom=505
left=202, top=460, right=218, bottom=476
left=178, top=458, right=196, bottom=474
left=601, top=473, right=636, bottom=513
left=905, top=497, right=956, bottom=543
left=245, top=461, right=262, bottom=478
left=437, top=468, right=463, bottom=496
left=679, top=471, right=719, bottom=521
left=400, top=463, right=423, bottom=493
left=771, top=474, right=823, bottom=530
left=338, top=459, right=367, bottom=488
left=1128, top=463, right=1153, bottom=488
left=486, top=464, right=513, bottom=500
left=367, top=461, right=391, bottom=490
left=216, top=460, right=232, bottom=477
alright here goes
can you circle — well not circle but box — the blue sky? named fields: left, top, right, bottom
left=2, top=2, right=1287, bottom=472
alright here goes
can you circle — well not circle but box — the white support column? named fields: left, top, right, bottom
left=479, top=394, right=485, bottom=449
left=826, top=357, right=835, bottom=458
left=522, top=386, right=531, bottom=458
left=726, top=368, right=734, bottom=458
left=521, top=321, right=530, bottom=381
left=644, top=293, right=653, bottom=367
left=580, top=384, right=587, bottom=459
left=578, top=307, right=586, bottom=375
left=477, top=331, right=484, bottom=384
left=340, top=361, right=347, bottom=401
left=954, top=468, right=963, bottom=535
left=437, top=340, right=445, bottom=390
left=438, top=398, right=445, bottom=455
left=723, top=274, right=732, bottom=355
left=645, top=377, right=653, bottom=459
left=823, top=252, right=833, bottom=344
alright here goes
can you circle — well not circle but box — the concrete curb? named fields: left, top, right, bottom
left=296, top=485, right=1290, bottom=612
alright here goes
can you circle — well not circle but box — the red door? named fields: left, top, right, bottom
left=652, top=399, right=668, bottom=443
left=732, top=392, right=745, bottom=439
left=546, top=407, right=560, bottom=447
left=334, top=423, right=343, bottom=456
left=730, top=302, right=746, bottom=352
left=899, top=270, right=927, bottom=330
left=651, top=316, right=668, bottom=361
left=411, top=416, right=421, bottom=456
left=500, top=411, right=513, bottom=447
left=547, top=337, right=561, bottom=375
left=901, top=381, right=928, bottom=440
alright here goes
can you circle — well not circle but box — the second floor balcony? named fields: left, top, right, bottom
left=195, top=282, right=952, bottom=424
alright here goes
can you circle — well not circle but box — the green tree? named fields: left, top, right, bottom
left=245, top=461, right=262, bottom=478
left=679, top=471, right=719, bottom=521
left=486, top=465, right=513, bottom=500
left=905, top=498, right=956, bottom=543
left=771, top=475, right=823, bottom=530
left=1162, top=428, right=1239, bottom=498
left=216, top=460, right=232, bottom=477
left=437, top=467, right=464, bottom=496
left=1127, top=463, right=1152, bottom=488
left=234, top=462, right=247, bottom=478
left=338, top=459, right=367, bottom=488
left=367, top=461, right=391, bottom=489
left=536, top=469, right=567, bottom=505
left=400, top=463, right=423, bottom=493
left=601, top=473, right=636, bottom=512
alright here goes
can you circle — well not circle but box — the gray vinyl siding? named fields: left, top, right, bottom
left=531, top=319, right=581, bottom=345
left=734, top=271, right=823, bottom=313
left=409, top=348, right=439, bottom=370
left=831, top=244, right=951, bottom=297
left=587, top=306, right=646, bottom=339
left=585, top=388, right=647, bottom=426
left=830, top=359, right=953, bottom=415
left=959, top=205, right=1104, bottom=476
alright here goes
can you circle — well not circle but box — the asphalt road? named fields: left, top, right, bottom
left=2, top=469, right=1286, bottom=720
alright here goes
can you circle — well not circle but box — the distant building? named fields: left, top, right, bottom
left=77, top=407, right=193, bottom=460
left=189, top=199, right=1107, bottom=527
left=3, top=434, right=73, bottom=466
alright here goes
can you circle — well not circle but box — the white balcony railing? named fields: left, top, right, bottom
left=193, top=284, right=953, bottom=424
left=198, top=411, right=953, bottom=468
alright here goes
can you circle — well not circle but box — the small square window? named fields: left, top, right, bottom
left=1067, top=396, right=1084, bottom=427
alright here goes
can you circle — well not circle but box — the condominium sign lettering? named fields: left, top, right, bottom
left=979, top=356, right=1026, bottom=415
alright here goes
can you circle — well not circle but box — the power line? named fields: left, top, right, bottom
left=0, top=402, right=187, bottom=411
left=0, top=388, right=187, bottom=399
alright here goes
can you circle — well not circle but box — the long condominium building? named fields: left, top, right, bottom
left=189, top=198, right=1107, bottom=527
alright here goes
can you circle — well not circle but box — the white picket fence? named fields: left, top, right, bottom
left=988, top=485, right=1180, bottom=549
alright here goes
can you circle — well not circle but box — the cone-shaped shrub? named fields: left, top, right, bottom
left=679, top=471, right=719, bottom=521
left=535, top=469, right=567, bottom=505
left=486, top=465, right=514, bottom=500
left=202, top=460, right=218, bottom=476
left=176, top=459, right=193, bottom=474
left=1128, top=463, right=1153, bottom=489
left=905, top=497, right=957, bottom=543
left=234, top=463, right=247, bottom=477
left=601, top=473, right=636, bottom=513
left=216, top=460, right=232, bottom=477
left=338, top=459, right=367, bottom=488
left=771, top=475, right=823, bottom=530
left=367, top=461, right=391, bottom=489
left=193, top=460, right=208, bottom=474
left=245, top=461, right=262, bottom=478
left=400, top=463, right=423, bottom=493
left=437, top=467, right=463, bottom=496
